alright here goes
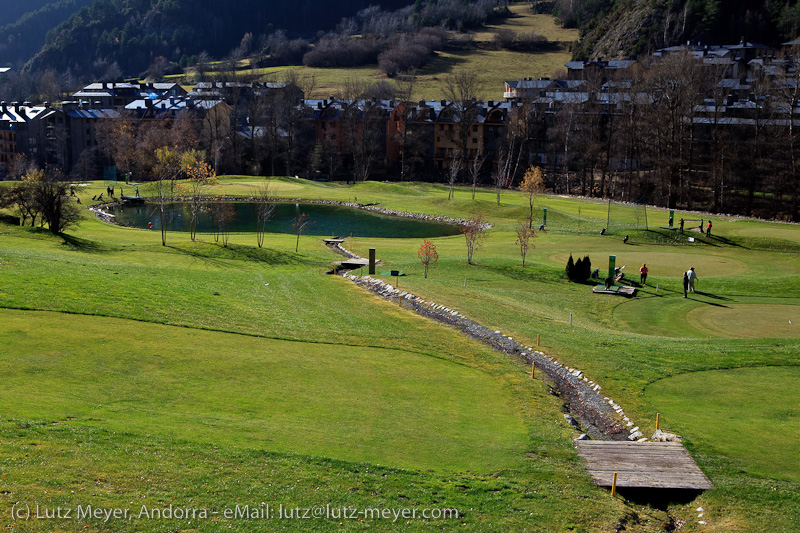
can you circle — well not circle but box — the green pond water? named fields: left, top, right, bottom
left=110, top=202, right=460, bottom=238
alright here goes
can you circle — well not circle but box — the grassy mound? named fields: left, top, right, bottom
left=645, top=366, right=800, bottom=483
left=0, top=309, right=528, bottom=471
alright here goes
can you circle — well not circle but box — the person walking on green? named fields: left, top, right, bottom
left=685, top=267, right=697, bottom=293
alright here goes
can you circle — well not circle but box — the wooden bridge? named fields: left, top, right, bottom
left=575, top=440, right=713, bottom=490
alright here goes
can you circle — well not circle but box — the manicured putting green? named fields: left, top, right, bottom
left=645, top=366, right=800, bottom=483
left=217, top=178, right=306, bottom=192
left=687, top=304, right=800, bottom=338
left=728, top=225, right=800, bottom=243
left=0, top=309, right=528, bottom=472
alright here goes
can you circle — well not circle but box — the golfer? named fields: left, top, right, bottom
left=685, top=267, right=697, bottom=293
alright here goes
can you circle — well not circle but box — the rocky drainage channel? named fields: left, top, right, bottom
left=333, top=247, right=644, bottom=442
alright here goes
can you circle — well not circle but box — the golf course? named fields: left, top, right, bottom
left=0, top=176, right=798, bottom=531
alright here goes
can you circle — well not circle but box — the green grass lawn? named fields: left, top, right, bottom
left=0, top=309, right=528, bottom=472
left=1, top=176, right=799, bottom=531
left=645, top=366, right=800, bottom=483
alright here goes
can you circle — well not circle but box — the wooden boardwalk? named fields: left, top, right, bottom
left=337, top=257, right=370, bottom=269
left=575, top=441, right=713, bottom=490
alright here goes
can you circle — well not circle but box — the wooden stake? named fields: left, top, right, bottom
left=537, top=334, right=540, bottom=346
left=611, top=472, right=618, bottom=497
left=570, top=313, right=573, bottom=326
left=656, top=412, right=661, bottom=430
left=531, top=361, right=535, bottom=379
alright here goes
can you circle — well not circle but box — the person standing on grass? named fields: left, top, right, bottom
left=707, top=220, right=712, bottom=236
left=686, top=267, right=697, bottom=293
left=683, top=271, right=689, bottom=298
left=639, top=264, right=648, bottom=285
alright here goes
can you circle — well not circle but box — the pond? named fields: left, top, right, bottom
left=109, top=202, right=461, bottom=238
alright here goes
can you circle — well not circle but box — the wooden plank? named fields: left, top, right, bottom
left=575, top=440, right=713, bottom=490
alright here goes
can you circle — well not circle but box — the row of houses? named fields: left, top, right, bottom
left=3, top=38, right=800, bottom=180
left=0, top=81, right=234, bottom=175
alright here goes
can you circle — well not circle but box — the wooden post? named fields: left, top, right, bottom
left=570, top=313, right=573, bottom=326
left=537, top=334, right=540, bottom=346
left=531, top=361, right=535, bottom=379
left=611, top=472, right=618, bottom=497
left=656, top=412, right=661, bottom=430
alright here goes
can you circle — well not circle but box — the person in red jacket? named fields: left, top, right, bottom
left=639, top=264, right=648, bottom=285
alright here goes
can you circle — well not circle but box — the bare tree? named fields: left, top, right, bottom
left=149, top=147, right=184, bottom=246
left=394, top=70, right=417, bottom=181
left=292, top=212, right=315, bottom=252
left=446, top=149, right=463, bottom=200
left=469, top=149, right=486, bottom=200
left=772, top=45, right=800, bottom=220
left=210, top=202, right=236, bottom=247
left=515, top=222, right=536, bottom=267
left=180, top=154, right=216, bottom=242
left=492, top=145, right=521, bottom=205
left=343, top=98, right=385, bottom=182
left=461, top=214, right=487, bottom=265
left=443, top=69, right=481, bottom=178
left=640, top=53, right=703, bottom=208
left=520, top=165, right=545, bottom=227
left=282, top=70, right=315, bottom=176
left=254, top=182, right=276, bottom=248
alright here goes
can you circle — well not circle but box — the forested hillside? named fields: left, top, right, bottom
left=25, top=0, right=424, bottom=77
left=0, top=0, right=55, bottom=23
left=551, top=0, right=800, bottom=59
left=0, top=0, right=93, bottom=68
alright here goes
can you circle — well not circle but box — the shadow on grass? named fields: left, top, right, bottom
left=482, top=263, right=566, bottom=284
left=166, top=242, right=312, bottom=267
left=695, top=291, right=732, bottom=301
left=418, top=54, right=469, bottom=76
left=60, top=234, right=112, bottom=254
left=707, top=234, right=745, bottom=249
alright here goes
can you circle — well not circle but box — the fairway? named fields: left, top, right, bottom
left=0, top=309, right=528, bottom=472
left=645, top=366, right=800, bottom=483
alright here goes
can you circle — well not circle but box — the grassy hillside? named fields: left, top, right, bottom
left=0, top=176, right=798, bottom=531
left=190, top=4, right=578, bottom=101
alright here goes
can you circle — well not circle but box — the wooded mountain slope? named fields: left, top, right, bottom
left=24, top=0, right=417, bottom=76
left=0, top=0, right=93, bottom=68
left=557, top=0, right=800, bottom=59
